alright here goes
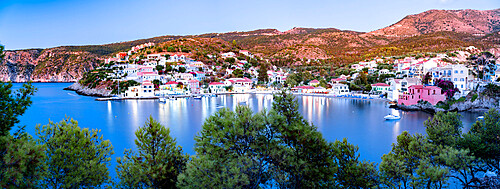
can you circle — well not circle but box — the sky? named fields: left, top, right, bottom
left=0, top=0, right=498, bottom=50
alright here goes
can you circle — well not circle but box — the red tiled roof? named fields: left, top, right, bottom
left=294, top=86, right=315, bottom=89
left=309, top=79, right=319, bottom=83
left=165, top=81, right=178, bottom=85
left=372, top=83, right=390, bottom=87
left=209, top=82, right=225, bottom=85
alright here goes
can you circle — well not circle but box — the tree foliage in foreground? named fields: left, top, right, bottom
left=116, top=116, right=188, bottom=189
left=381, top=109, right=500, bottom=188
left=0, top=82, right=37, bottom=137
left=0, top=82, right=45, bottom=188
left=36, top=117, right=114, bottom=189
left=178, top=90, right=377, bottom=188
left=0, top=132, right=46, bottom=188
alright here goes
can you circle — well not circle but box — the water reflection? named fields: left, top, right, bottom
left=17, top=83, right=485, bottom=165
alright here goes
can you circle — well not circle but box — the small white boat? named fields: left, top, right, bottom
left=159, top=97, right=169, bottom=103
left=111, top=96, right=122, bottom=100
left=193, top=96, right=202, bottom=100
left=216, top=105, right=225, bottom=109
left=477, top=116, right=484, bottom=120
left=384, top=114, right=401, bottom=120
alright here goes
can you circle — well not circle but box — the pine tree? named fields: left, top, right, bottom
left=116, top=116, right=187, bottom=189
left=36, top=117, right=114, bottom=188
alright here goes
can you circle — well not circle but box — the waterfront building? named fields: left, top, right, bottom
left=291, top=86, right=315, bottom=93
left=329, top=84, right=350, bottom=95
left=429, top=64, right=470, bottom=94
left=225, top=78, right=253, bottom=93
left=386, top=79, right=403, bottom=101
left=124, top=86, right=140, bottom=97
left=371, top=83, right=391, bottom=94
left=401, top=77, right=421, bottom=92
left=209, top=82, right=226, bottom=94
left=140, top=80, right=155, bottom=97
left=398, top=85, right=446, bottom=105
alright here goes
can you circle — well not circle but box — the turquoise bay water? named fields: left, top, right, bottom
left=15, top=83, right=482, bottom=178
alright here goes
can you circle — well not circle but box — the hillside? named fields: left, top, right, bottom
left=369, top=9, right=500, bottom=37
left=2, top=8, right=500, bottom=82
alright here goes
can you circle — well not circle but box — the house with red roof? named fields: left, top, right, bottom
left=116, top=52, right=128, bottom=61
left=330, top=77, right=347, bottom=84
left=309, top=79, right=320, bottom=87
left=398, top=85, right=446, bottom=105
left=371, top=83, right=391, bottom=93
left=225, top=78, right=253, bottom=93
left=139, top=80, right=155, bottom=97
left=291, top=85, right=315, bottom=93
left=209, top=82, right=226, bottom=94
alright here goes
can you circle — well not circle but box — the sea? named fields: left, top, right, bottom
left=14, top=83, right=483, bottom=186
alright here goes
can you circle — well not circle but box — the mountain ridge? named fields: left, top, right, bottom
left=2, top=8, right=500, bottom=82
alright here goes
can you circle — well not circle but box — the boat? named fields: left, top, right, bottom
left=110, top=96, right=122, bottom=101
left=477, top=116, right=484, bottom=120
left=159, top=96, right=170, bottom=103
left=193, top=95, right=202, bottom=100
left=384, top=114, right=401, bottom=120
left=216, top=105, right=225, bottom=109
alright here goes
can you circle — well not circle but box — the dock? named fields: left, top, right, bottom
left=96, top=97, right=159, bottom=101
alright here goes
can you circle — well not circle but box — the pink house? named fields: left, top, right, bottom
left=398, top=85, right=446, bottom=105
left=187, top=80, right=200, bottom=94
left=137, top=66, right=157, bottom=76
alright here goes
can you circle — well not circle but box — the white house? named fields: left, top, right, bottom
left=221, top=52, right=236, bottom=58
left=429, top=64, right=470, bottom=93
left=175, top=73, right=195, bottom=81
left=329, top=84, right=350, bottom=96
left=225, top=78, right=253, bottom=93
left=140, top=80, right=155, bottom=97
left=209, top=82, right=226, bottom=94
left=401, top=77, right=421, bottom=92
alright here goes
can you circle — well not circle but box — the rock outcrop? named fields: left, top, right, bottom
left=1, top=49, right=100, bottom=82
left=450, top=96, right=500, bottom=112
left=64, top=83, right=112, bottom=97
left=392, top=95, right=499, bottom=114
left=392, top=103, right=446, bottom=114
left=370, top=9, right=500, bottom=37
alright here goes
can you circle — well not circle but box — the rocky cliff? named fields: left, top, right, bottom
left=64, top=83, right=112, bottom=97
left=1, top=48, right=101, bottom=82
left=370, top=9, right=500, bottom=37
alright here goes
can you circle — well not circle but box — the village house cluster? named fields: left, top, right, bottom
left=100, top=43, right=499, bottom=106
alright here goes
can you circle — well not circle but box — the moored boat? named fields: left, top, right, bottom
left=384, top=114, right=401, bottom=120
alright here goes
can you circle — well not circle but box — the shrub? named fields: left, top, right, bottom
left=471, top=94, right=478, bottom=102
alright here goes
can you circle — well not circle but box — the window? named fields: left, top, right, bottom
left=461, top=85, right=463, bottom=88
left=460, top=70, right=464, bottom=74
left=455, top=70, right=458, bottom=73
left=454, top=78, right=457, bottom=81
left=460, top=78, right=464, bottom=81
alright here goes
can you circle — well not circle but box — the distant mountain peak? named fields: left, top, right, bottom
left=369, top=8, right=500, bottom=37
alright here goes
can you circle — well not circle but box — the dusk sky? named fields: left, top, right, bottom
left=0, top=0, right=498, bottom=50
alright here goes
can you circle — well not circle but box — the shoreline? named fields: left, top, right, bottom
left=63, top=83, right=113, bottom=97
left=4, top=81, right=76, bottom=84
left=60, top=84, right=495, bottom=113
